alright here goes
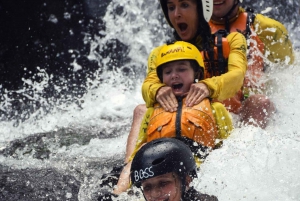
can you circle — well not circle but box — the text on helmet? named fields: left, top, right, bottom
left=134, top=166, right=154, bottom=182
left=161, top=47, right=185, bottom=58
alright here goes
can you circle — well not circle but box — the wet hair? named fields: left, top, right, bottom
left=190, top=60, right=204, bottom=80
left=172, top=1, right=214, bottom=54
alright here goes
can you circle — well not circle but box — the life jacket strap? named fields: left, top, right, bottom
left=244, top=7, right=256, bottom=40
left=175, top=97, right=183, bottom=138
left=215, top=30, right=227, bottom=75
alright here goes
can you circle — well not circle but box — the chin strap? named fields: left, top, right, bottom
left=181, top=176, right=187, bottom=200
left=222, top=1, right=240, bottom=33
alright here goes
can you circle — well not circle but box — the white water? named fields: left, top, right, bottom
left=0, top=1, right=299, bottom=201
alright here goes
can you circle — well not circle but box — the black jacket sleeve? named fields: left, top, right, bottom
left=183, top=187, right=219, bottom=201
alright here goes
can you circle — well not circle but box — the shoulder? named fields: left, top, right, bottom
left=149, top=45, right=164, bottom=56
left=148, top=45, right=163, bottom=59
left=254, top=13, right=281, bottom=25
left=194, top=193, right=219, bottom=201
left=184, top=187, right=219, bottom=201
left=226, top=31, right=246, bottom=42
left=226, top=32, right=247, bottom=53
left=148, top=45, right=165, bottom=67
left=254, top=14, right=288, bottom=33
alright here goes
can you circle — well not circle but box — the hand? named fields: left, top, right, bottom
left=156, top=86, right=178, bottom=112
left=186, top=83, right=210, bottom=107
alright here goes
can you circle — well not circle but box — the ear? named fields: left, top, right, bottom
left=194, top=72, right=199, bottom=82
left=185, top=175, right=192, bottom=189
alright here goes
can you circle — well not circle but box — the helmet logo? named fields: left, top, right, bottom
left=161, top=47, right=185, bottom=58
left=134, top=166, right=155, bottom=182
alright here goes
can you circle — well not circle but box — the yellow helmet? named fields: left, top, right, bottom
left=156, top=41, right=205, bottom=82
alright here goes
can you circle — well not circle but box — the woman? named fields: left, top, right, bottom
left=143, top=0, right=247, bottom=110
left=98, top=0, right=247, bottom=199
left=125, top=0, right=247, bottom=164
left=210, top=0, right=294, bottom=128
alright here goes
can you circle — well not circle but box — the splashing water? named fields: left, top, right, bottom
left=0, top=0, right=299, bottom=200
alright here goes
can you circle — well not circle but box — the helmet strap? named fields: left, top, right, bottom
left=180, top=174, right=190, bottom=200
left=221, top=0, right=240, bottom=32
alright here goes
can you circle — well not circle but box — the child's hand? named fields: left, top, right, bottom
left=156, top=86, right=178, bottom=112
left=186, top=83, right=210, bottom=107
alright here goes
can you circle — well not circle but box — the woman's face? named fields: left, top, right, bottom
left=162, top=60, right=195, bottom=97
left=141, top=172, right=182, bottom=201
left=211, top=0, right=237, bottom=20
left=167, top=0, right=199, bottom=41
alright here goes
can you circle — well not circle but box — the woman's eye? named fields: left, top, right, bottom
left=181, top=2, right=189, bottom=8
left=167, top=5, right=175, bottom=11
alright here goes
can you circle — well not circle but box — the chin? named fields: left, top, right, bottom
left=176, top=32, right=191, bottom=41
left=174, top=93, right=184, bottom=97
left=179, top=36, right=192, bottom=42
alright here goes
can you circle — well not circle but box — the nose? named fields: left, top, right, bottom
left=174, top=7, right=181, bottom=18
left=171, top=72, right=179, bottom=80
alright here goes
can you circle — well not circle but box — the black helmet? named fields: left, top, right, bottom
left=130, top=138, right=197, bottom=194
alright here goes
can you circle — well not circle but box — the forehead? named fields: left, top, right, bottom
left=141, top=172, right=175, bottom=185
left=167, top=0, right=196, bottom=3
left=162, top=60, right=192, bottom=69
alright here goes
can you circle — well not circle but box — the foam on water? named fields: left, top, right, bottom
left=194, top=56, right=300, bottom=200
left=0, top=0, right=299, bottom=200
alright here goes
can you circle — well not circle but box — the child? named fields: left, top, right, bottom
left=130, top=137, right=218, bottom=201
left=132, top=41, right=233, bottom=162
left=98, top=41, right=233, bottom=200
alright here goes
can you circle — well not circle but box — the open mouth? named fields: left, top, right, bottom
left=178, top=23, right=187, bottom=32
left=214, top=1, right=224, bottom=5
left=172, top=83, right=183, bottom=90
left=160, top=195, right=170, bottom=201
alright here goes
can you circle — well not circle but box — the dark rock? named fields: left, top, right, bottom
left=0, top=164, right=81, bottom=201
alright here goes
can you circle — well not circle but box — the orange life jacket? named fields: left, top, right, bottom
left=200, top=31, right=243, bottom=113
left=147, top=97, right=218, bottom=152
left=202, top=30, right=230, bottom=79
left=209, top=11, right=265, bottom=94
left=208, top=11, right=265, bottom=113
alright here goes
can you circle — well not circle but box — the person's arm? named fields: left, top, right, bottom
left=142, top=46, right=165, bottom=107
left=142, top=45, right=178, bottom=111
left=254, top=14, right=295, bottom=64
left=128, top=107, right=154, bottom=162
left=184, top=187, right=219, bottom=201
left=200, top=32, right=248, bottom=101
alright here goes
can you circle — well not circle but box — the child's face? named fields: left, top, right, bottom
left=141, top=172, right=182, bottom=201
left=162, top=60, right=195, bottom=97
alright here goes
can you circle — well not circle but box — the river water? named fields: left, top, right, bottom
left=0, top=0, right=299, bottom=200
